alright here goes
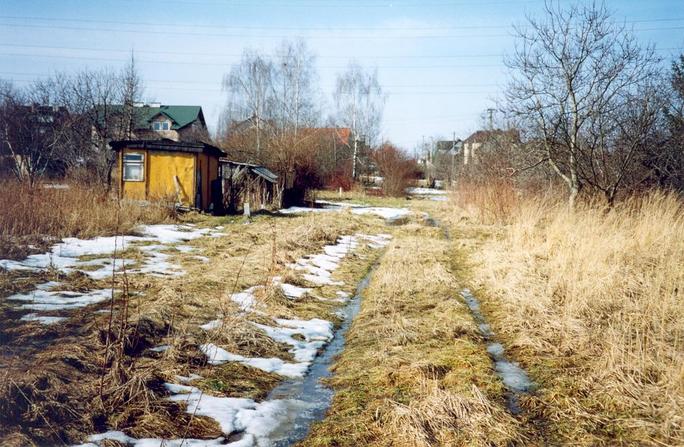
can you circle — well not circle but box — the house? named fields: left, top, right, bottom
left=219, top=160, right=279, bottom=214
left=462, top=129, right=520, bottom=164
left=97, top=103, right=209, bottom=143
left=110, top=139, right=225, bottom=212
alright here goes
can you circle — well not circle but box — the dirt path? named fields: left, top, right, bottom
left=298, top=208, right=531, bottom=447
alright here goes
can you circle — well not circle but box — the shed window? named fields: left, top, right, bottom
left=152, top=121, right=170, bottom=131
left=123, top=153, right=144, bottom=181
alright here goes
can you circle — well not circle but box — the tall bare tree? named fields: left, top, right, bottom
left=274, top=39, right=320, bottom=135
left=222, top=50, right=275, bottom=157
left=505, top=2, right=661, bottom=206
left=0, top=79, right=75, bottom=186
left=334, top=63, right=386, bottom=179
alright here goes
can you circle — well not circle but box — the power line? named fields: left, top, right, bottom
left=0, top=51, right=506, bottom=69
left=0, top=14, right=681, bottom=32
left=1, top=20, right=681, bottom=40
left=0, top=71, right=504, bottom=88
left=0, top=42, right=503, bottom=59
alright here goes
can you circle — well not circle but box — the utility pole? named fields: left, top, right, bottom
left=451, top=130, right=456, bottom=185
left=486, top=108, right=495, bottom=130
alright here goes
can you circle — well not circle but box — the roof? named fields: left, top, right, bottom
left=435, top=140, right=463, bottom=152
left=464, top=129, right=520, bottom=144
left=110, top=139, right=225, bottom=157
left=297, top=127, right=352, bottom=146
left=219, top=158, right=278, bottom=183
left=96, top=104, right=205, bottom=131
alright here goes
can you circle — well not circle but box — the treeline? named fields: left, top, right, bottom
left=0, top=40, right=414, bottom=197
left=461, top=3, right=684, bottom=206
left=0, top=58, right=144, bottom=186
left=216, top=40, right=392, bottom=199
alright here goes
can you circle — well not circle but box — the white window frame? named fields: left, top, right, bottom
left=152, top=120, right=171, bottom=131
left=122, top=152, right=145, bottom=182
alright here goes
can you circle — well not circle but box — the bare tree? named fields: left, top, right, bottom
left=58, top=57, right=144, bottom=185
left=646, top=54, right=684, bottom=190
left=0, top=80, right=74, bottom=186
left=334, top=63, right=386, bottom=180
left=505, top=2, right=662, bottom=206
left=222, top=50, right=275, bottom=157
left=273, top=39, right=320, bottom=135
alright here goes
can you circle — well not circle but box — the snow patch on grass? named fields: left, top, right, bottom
left=200, top=343, right=308, bottom=377
left=1, top=224, right=223, bottom=324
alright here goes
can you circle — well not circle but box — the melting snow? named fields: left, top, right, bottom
left=20, top=313, right=67, bottom=324
left=1, top=224, right=223, bottom=325
left=7, top=286, right=112, bottom=311
left=406, top=187, right=447, bottom=195
left=279, top=202, right=411, bottom=222
left=201, top=343, right=308, bottom=377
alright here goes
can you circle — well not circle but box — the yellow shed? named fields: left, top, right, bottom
left=112, top=139, right=226, bottom=212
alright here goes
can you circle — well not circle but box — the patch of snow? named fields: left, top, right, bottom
left=278, top=206, right=333, bottom=215
left=279, top=202, right=411, bottom=222
left=351, top=207, right=410, bottom=220
left=255, top=318, right=333, bottom=364
left=165, top=383, right=312, bottom=445
left=175, top=373, right=202, bottom=383
left=194, top=255, right=210, bottom=263
left=406, top=187, right=447, bottom=195
left=79, top=430, right=228, bottom=447
left=231, top=286, right=262, bottom=312
left=138, top=224, right=214, bottom=244
left=336, top=291, right=351, bottom=300
left=200, top=319, right=223, bottom=331
left=175, top=244, right=195, bottom=253
left=20, top=313, right=67, bottom=324
left=431, top=196, right=448, bottom=202
left=8, top=287, right=112, bottom=312
left=200, top=343, right=308, bottom=378
left=149, top=344, right=170, bottom=352
left=279, top=283, right=311, bottom=299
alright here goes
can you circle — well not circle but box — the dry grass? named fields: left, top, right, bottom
left=0, top=205, right=391, bottom=445
left=300, top=222, right=525, bottom=447
left=0, top=179, right=176, bottom=259
left=447, top=188, right=684, bottom=445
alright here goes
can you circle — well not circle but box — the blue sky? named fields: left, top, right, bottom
left=0, top=0, right=682, bottom=150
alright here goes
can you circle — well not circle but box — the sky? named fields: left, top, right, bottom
left=0, top=0, right=682, bottom=151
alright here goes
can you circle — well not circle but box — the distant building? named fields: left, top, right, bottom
left=97, top=103, right=209, bottom=143
left=462, top=129, right=519, bottom=164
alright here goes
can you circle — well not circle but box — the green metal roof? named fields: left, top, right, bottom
left=96, top=104, right=205, bottom=130
left=136, top=105, right=204, bottom=130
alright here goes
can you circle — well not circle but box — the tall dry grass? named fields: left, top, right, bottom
left=0, top=179, right=176, bottom=259
left=451, top=186, right=684, bottom=444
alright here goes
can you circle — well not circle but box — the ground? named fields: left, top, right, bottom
left=1, top=189, right=680, bottom=446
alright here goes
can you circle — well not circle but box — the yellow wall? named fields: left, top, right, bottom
left=119, top=148, right=197, bottom=207
left=196, top=152, right=220, bottom=210
left=148, top=151, right=195, bottom=205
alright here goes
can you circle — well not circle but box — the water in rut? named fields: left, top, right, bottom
left=266, top=267, right=374, bottom=446
left=424, top=213, right=534, bottom=414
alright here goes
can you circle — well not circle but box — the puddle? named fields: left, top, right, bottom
left=265, top=266, right=375, bottom=446
left=460, top=288, right=535, bottom=414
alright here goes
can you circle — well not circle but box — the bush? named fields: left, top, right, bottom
left=372, top=144, right=418, bottom=197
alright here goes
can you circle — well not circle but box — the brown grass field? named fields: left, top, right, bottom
left=443, top=185, right=684, bottom=446
left=1, top=180, right=682, bottom=446
left=0, top=180, right=176, bottom=260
